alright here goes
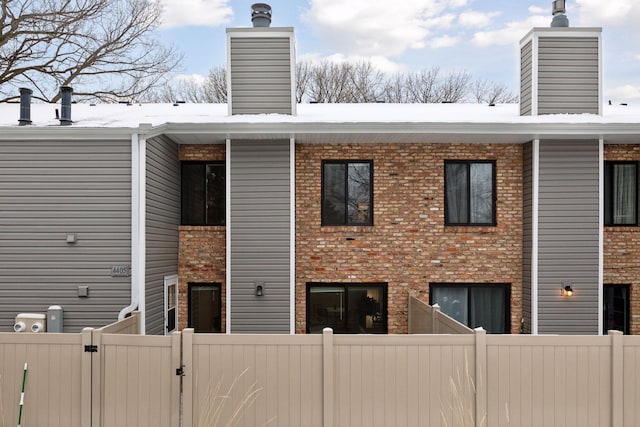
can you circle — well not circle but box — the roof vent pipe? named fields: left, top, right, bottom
left=59, top=86, right=73, bottom=126
left=18, top=88, right=32, bottom=126
left=551, top=0, right=569, bottom=27
left=251, top=3, right=272, bottom=27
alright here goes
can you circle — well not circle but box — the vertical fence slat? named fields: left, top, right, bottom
left=81, top=328, right=94, bottom=427
left=171, top=331, right=181, bottom=427
left=182, top=328, right=194, bottom=427
left=323, top=327, right=334, bottom=427
left=475, top=328, right=487, bottom=427
left=91, top=327, right=103, bottom=427
left=610, top=330, right=623, bottom=427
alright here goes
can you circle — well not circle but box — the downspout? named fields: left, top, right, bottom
left=119, top=132, right=141, bottom=321
left=119, top=127, right=149, bottom=330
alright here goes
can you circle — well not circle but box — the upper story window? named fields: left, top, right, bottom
left=322, top=160, right=373, bottom=226
left=604, top=162, right=637, bottom=226
left=445, top=160, right=496, bottom=226
left=181, top=162, right=225, bottom=226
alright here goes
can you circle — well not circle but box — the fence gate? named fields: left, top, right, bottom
left=80, top=313, right=181, bottom=427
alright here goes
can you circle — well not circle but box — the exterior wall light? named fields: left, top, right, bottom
left=562, top=284, right=574, bottom=297
left=255, top=282, right=264, bottom=297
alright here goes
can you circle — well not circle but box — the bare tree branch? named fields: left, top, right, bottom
left=144, top=59, right=517, bottom=105
left=0, top=0, right=181, bottom=102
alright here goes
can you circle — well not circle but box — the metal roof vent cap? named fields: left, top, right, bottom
left=551, top=0, right=569, bottom=27
left=18, top=88, right=32, bottom=126
left=59, top=86, right=73, bottom=126
left=251, top=3, right=272, bottom=27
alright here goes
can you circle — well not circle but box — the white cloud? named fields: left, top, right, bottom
left=528, top=6, right=547, bottom=15
left=471, top=15, right=549, bottom=47
left=606, top=84, right=640, bottom=101
left=302, top=0, right=470, bottom=57
left=458, top=10, right=500, bottom=29
left=175, top=73, right=208, bottom=84
left=298, top=53, right=405, bottom=74
left=575, top=0, right=637, bottom=27
left=159, top=0, right=233, bottom=29
left=428, top=35, right=459, bottom=48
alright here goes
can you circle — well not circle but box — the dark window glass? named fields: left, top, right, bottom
left=430, top=284, right=510, bottom=333
left=604, top=162, right=637, bottom=226
left=188, top=283, right=222, bottom=333
left=167, top=282, right=176, bottom=333
left=445, top=161, right=495, bottom=226
left=181, top=162, right=225, bottom=226
left=604, top=284, right=630, bottom=334
left=322, top=161, right=372, bottom=225
left=307, top=283, right=386, bottom=334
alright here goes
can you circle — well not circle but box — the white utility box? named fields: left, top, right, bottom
left=14, top=313, right=46, bottom=333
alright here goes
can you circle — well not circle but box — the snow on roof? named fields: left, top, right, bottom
left=0, top=102, right=638, bottom=129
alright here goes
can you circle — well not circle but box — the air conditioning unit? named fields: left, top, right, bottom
left=14, top=313, right=46, bottom=333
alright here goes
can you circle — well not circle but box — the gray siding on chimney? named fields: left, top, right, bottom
left=538, top=37, right=599, bottom=114
left=0, top=139, right=132, bottom=332
left=522, top=142, right=533, bottom=333
left=229, top=36, right=293, bottom=115
left=537, top=140, right=600, bottom=334
left=520, top=41, right=533, bottom=116
left=145, top=135, right=180, bottom=335
left=229, top=140, right=290, bottom=333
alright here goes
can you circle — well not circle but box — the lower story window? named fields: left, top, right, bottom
left=306, top=283, right=387, bottom=334
left=188, top=283, right=222, bottom=333
left=429, top=283, right=510, bottom=334
left=604, top=284, right=630, bottom=334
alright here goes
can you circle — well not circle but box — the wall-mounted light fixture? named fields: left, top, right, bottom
left=66, top=233, right=77, bottom=243
left=561, top=283, right=574, bottom=297
left=255, top=282, right=264, bottom=297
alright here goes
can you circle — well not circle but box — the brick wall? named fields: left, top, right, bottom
left=295, top=143, right=523, bottom=334
left=604, top=144, right=640, bottom=334
left=178, top=144, right=227, bottom=331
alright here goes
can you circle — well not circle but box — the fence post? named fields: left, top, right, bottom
left=132, top=310, right=141, bottom=334
left=433, top=304, right=441, bottom=334
left=81, top=328, right=94, bottom=427
left=474, top=328, right=487, bottom=427
left=182, top=328, right=194, bottom=427
left=323, top=327, right=334, bottom=427
left=609, top=330, right=623, bottom=427
left=408, top=293, right=414, bottom=334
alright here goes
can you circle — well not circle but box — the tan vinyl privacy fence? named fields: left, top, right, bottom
left=1, top=320, right=640, bottom=427
left=408, top=293, right=473, bottom=334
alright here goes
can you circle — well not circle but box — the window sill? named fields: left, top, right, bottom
left=180, top=225, right=226, bottom=232
left=319, top=226, right=375, bottom=234
left=444, top=225, right=497, bottom=233
left=604, top=225, right=640, bottom=232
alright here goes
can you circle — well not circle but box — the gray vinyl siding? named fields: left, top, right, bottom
left=538, top=37, right=599, bottom=114
left=522, top=142, right=533, bottom=332
left=0, top=140, right=131, bottom=332
left=145, top=136, right=180, bottom=335
left=520, top=41, right=533, bottom=116
left=230, top=140, right=290, bottom=333
left=229, top=35, right=293, bottom=115
left=537, top=140, right=599, bottom=334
